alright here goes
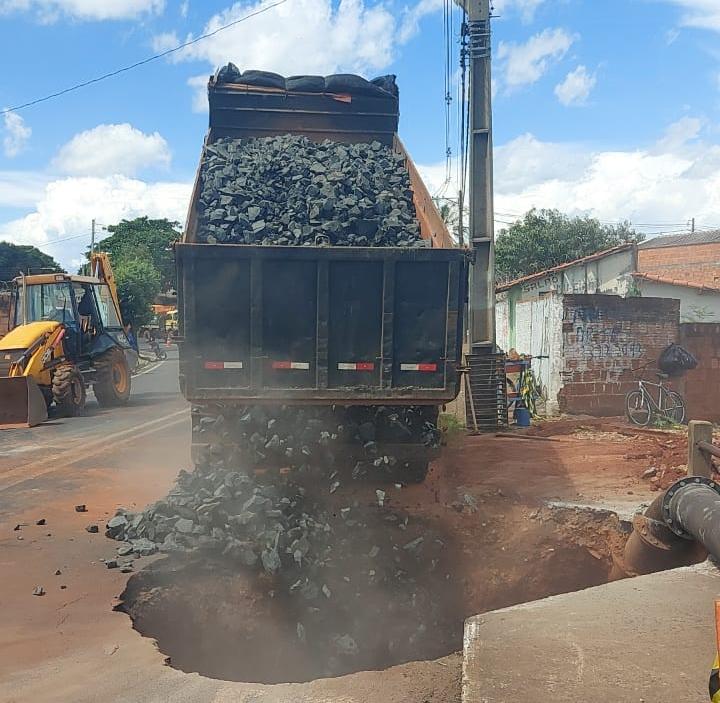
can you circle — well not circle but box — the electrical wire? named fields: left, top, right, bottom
left=0, top=0, right=289, bottom=115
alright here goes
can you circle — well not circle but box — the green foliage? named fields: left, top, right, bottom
left=94, top=217, right=180, bottom=291
left=495, top=209, right=644, bottom=282
left=0, top=242, right=62, bottom=281
left=113, top=258, right=161, bottom=327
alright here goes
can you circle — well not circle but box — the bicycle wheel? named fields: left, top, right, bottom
left=625, top=389, right=651, bottom=426
left=662, top=391, right=686, bottom=425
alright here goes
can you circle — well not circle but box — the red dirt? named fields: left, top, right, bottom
left=0, top=415, right=694, bottom=702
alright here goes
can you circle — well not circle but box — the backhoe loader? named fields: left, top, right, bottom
left=0, top=253, right=137, bottom=428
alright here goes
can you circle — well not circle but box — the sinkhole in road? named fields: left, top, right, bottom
left=118, top=504, right=632, bottom=684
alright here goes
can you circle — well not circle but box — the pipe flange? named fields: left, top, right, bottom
left=661, top=476, right=720, bottom=539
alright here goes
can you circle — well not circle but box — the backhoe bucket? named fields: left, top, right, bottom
left=0, top=377, right=48, bottom=428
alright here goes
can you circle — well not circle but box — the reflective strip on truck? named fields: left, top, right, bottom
left=400, top=363, right=438, bottom=372
left=337, top=362, right=375, bottom=371
left=204, top=361, right=244, bottom=370
left=271, top=361, right=310, bottom=370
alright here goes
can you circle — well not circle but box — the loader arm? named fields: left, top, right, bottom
left=90, top=252, right=124, bottom=327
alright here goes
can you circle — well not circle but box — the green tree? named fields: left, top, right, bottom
left=95, top=217, right=180, bottom=290
left=0, top=241, right=63, bottom=281
left=113, top=257, right=161, bottom=326
left=495, top=209, right=644, bottom=282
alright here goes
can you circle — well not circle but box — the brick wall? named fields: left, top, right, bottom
left=638, top=243, right=720, bottom=288
left=558, top=295, right=680, bottom=416
left=678, top=323, right=720, bottom=423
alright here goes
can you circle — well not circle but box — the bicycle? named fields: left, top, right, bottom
left=625, top=372, right=686, bottom=427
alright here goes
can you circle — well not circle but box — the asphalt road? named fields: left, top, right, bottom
left=0, top=348, right=189, bottom=519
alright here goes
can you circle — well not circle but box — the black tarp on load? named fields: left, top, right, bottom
left=213, top=64, right=398, bottom=99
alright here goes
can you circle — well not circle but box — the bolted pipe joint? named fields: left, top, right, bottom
left=611, top=477, right=719, bottom=580
left=662, top=476, right=720, bottom=558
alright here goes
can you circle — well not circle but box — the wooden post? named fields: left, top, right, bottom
left=688, top=420, right=714, bottom=478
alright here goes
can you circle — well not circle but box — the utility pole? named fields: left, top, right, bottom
left=91, top=218, right=96, bottom=255
left=463, top=0, right=495, bottom=353
left=692, top=217, right=695, bottom=234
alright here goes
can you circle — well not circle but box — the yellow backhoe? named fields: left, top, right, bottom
left=0, top=253, right=137, bottom=428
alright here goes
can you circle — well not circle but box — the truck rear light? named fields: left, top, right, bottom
left=204, top=361, right=244, bottom=370
left=400, top=363, right=437, bottom=372
left=271, top=361, right=310, bottom=370
left=337, top=362, right=375, bottom=371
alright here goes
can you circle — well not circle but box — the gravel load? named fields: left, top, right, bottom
left=196, top=135, right=423, bottom=247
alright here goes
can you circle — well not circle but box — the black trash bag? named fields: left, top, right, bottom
left=658, top=343, right=698, bottom=377
left=216, top=62, right=242, bottom=84
left=370, top=74, right=398, bottom=97
left=324, top=73, right=389, bottom=97
left=286, top=75, right=325, bottom=92
left=239, top=70, right=286, bottom=90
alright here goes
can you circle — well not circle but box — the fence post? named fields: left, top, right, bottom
left=688, top=420, right=713, bottom=478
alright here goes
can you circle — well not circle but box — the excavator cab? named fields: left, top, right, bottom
left=0, top=255, right=136, bottom=428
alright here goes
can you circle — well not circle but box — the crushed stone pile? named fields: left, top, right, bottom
left=197, top=135, right=423, bottom=247
left=106, top=405, right=440, bottom=564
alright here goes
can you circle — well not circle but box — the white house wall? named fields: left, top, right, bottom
left=636, top=280, right=720, bottom=323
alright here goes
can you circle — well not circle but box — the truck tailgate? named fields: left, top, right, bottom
left=177, top=244, right=467, bottom=404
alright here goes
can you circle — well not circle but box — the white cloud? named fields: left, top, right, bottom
left=497, top=28, right=575, bottom=91
left=187, top=74, right=210, bottom=113
left=0, top=0, right=164, bottom=21
left=2, top=111, right=31, bottom=157
left=153, top=0, right=397, bottom=77
left=0, top=175, right=191, bottom=269
left=398, top=0, right=442, bottom=44
left=53, top=123, right=171, bottom=177
left=554, top=65, right=597, bottom=106
left=0, top=171, right=49, bottom=207
left=493, top=0, right=546, bottom=23
left=418, top=116, right=720, bottom=236
left=179, top=0, right=188, bottom=17
left=659, top=0, right=720, bottom=32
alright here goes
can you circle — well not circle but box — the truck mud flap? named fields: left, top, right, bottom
left=0, top=377, right=48, bottom=428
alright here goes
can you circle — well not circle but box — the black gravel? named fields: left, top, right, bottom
left=196, top=135, right=423, bottom=248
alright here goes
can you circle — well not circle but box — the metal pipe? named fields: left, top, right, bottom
left=612, top=477, right=720, bottom=580
left=663, top=477, right=720, bottom=559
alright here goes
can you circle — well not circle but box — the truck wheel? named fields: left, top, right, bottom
left=94, top=348, right=131, bottom=407
left=52, top=364, right=86, bottom=417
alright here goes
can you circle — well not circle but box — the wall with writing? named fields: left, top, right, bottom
left=558, top=295, right=680, bottom=416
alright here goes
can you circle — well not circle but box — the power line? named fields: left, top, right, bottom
left=0, top=0, right=289, bottom=115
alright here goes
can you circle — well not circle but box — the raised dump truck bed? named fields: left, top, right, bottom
left=177, top=72, right=468, bottom=407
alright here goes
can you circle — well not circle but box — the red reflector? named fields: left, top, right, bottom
left=418, top=363, right=437, bottom=372
left=272, top=361, right=292, bottom=369
left=204, top=361, right=224, bottom=370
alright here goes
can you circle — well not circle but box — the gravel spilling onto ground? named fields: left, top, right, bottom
left=197, top=135, right=423, bottom=247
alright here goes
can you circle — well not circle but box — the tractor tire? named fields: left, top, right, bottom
left=94, top=348, right=131, bottom=407
left=52, top=364, right=86, bottom=417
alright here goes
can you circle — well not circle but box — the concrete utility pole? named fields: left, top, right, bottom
left=91, top=218, right=96, bottom=255
left=461, top=0, right=495, bottom=352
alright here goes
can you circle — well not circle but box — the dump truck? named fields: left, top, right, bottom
left=0, top=253, right=135, bottom=427
left=176, top=69, right=469, bottom=481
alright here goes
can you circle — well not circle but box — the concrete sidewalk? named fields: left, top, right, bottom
left=462, top=561, right=719, bottom=702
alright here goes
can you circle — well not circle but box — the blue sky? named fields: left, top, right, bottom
left=1, top=0, right=720, bottom=269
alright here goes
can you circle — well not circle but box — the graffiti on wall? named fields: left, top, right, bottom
left=569, top=305, right=643, bottom=360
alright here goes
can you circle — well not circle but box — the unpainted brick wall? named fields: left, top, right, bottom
left=638, top=243, right=720, bottom=288
left=678, top=323, right=720, bottom=423
left=558, top=295, right=680, bottom=416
